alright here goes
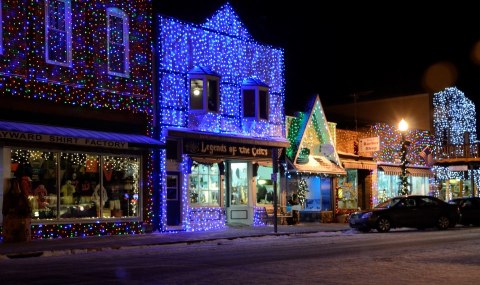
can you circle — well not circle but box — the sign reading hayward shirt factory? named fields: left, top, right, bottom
left=183, top=139, right=271, bottom=158
left=0, top=131, right=128, bottom=149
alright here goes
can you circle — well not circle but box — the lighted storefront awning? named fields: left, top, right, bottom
left=0, top=120, right=163, bottom=149
left=379, top=165, right=402, bottom=176
left=407, top=167, right=434, bottom=177
left=341, top=159, right=377, bottom=170
left=379, top=165, right=434, bottom=177
left=167, top=128, right=290, bottom=148
left=290, top=156, right=346, bottom=175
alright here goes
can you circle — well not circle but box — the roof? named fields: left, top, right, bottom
left=288, top=156, right=346, bottom=175
left=242, top=78, right=269, bottom=87
left=188, top=66, right=220, bottom=77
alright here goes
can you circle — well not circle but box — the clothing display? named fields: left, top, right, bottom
left=60, top=180, right=76, bottom=204
left=92, top=184, right=108, bottom=206
left=34, top=184, right=49, bottom=209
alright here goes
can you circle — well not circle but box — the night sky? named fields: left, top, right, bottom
left=154, top=1, right=480, bottom=118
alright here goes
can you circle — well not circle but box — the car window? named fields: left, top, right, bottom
left=421, top=197, right=439, bottom=206
left=376, top=198, right=399, bottom=209
left=394, top=198, right=414, bottom=208
left=405, top=198, right=415, bottom=207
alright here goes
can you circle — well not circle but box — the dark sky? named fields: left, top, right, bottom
left=154, top=1, right=480, bottom=117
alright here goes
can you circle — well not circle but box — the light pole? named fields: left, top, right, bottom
left=398, top=119, right=410, bottom=195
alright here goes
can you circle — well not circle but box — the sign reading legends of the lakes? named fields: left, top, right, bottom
left=183, top=139, right=271, bottom=158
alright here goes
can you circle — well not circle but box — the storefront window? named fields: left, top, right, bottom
left=337, top=170, right=358, bottom=209
left=189, top=162, right=220, bottom=206
left=230, top=162, right=248, bottom=205
left=377, top=171, right=430, bottom=203
left=9, top=148, right=140, bottom=221
left=256, top=165, right=277, bottom=205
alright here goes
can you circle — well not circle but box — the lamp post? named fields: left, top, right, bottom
left=398, top=119, right=410, bottom=195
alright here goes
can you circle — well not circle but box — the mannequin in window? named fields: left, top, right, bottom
left=109, top=180, right=121, bottom=216
left=71, top=173, right=81, bottom=204
left=91, top=183, right=108, bottom=210
left=34, top=184, right=49, bottom=209
left=60, top=180, right=76, bottom=205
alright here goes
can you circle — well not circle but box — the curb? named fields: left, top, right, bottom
left=0, top=227, right=350, bottom=259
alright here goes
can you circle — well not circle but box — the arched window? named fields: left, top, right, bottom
left=107, top=8, right=129, bottom=77
left=242, top=78, right=269, bottom=120
left=45, top=0, right=72, bottom=67
left=189, top=66, right=220, bottom=113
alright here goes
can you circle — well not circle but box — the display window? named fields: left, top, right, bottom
left=256, top=165, right=278, bottom=206
left=189, top=162, right=220, bottom=206
left=337, top=169, right=358, bottom=209
left=229, top=162, right=248, bottom=205
left=377, top=171, right=429, bottom=204
left=9, top=148, right=141, bottom=221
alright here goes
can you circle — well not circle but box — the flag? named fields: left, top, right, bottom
left=419, top=146, right=434, bottom=166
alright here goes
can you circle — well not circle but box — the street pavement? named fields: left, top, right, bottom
left=0, top=222, right=350, bottom=259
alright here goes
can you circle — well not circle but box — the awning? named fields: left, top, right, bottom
left=167, top=128, right=290, bottom=148
left=290, top=156, right=346, bottom=175
left=407, top=167, right=434, bottom=177
left=379, top=165, right=434, bottom=177
left=0, top=120, right=163, bottom=149
left=341, top=159, right=377, bottom=170
left=379, top=165, right=402, bottom=175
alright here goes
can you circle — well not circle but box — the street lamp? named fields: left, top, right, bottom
left=398, top=119, right=410, bottom=195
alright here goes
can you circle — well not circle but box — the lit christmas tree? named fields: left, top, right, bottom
left=297, top=178, right=309, bottom=206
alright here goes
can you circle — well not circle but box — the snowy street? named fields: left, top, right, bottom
left=1, top=227, right=480, bottom=284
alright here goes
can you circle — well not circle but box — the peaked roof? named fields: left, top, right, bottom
left=188, top=66, right=220, bottom=76
left=287, top=95, right=345, bottom=175
left=201, top=2, right=252, bottom=40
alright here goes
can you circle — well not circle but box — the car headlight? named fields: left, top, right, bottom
left=361, top=212, right=373, bottom=219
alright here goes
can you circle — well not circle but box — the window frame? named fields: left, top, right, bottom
left=189, top=74, right=220, bottom=113
left=9, top=147, right=143, bottom=221
left=106, top=7, right=130, bottom=78
left=45, top=0, right=72, bottom=67
left=189, top=162, right=220, bottom=207
left=242, top=85, right=270, bottom=120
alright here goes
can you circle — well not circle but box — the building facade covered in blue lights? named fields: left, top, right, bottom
left=0, top=0, right=160, bottom=240
left=155, top=3, right=289, bottom=231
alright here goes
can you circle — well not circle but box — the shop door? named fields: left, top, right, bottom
left=166, top=172, right=181, bottom=226
left=226, top=162, right=251, bottom=225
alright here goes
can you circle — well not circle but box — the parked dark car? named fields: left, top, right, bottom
left=349, top=195, right=460, bottom=233
left=449, top=197, right=480, bottom=226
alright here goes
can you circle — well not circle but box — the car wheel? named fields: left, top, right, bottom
left=437, top=216, right=450, bottom=230
left=376, top=217, right=391, bottom=233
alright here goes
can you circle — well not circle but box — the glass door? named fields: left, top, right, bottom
left=227, top=161, right=250, bottom=224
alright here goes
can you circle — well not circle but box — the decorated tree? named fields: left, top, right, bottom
left=297, top=178, right=309, bottom=206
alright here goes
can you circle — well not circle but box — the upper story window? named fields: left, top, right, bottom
left=189, top=66, right=220, bottom=113
left=45, top=0, right=72, bottom=67
left=242, top=78, right=269, bottom=120
left=107, top=8, right=129, bottom=77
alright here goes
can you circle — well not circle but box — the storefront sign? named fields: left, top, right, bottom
left=359, top=137, right=380, bottom=153
left=0, top=131, right=128, bottom=149
left=183, top=139, right=271, bottom=158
